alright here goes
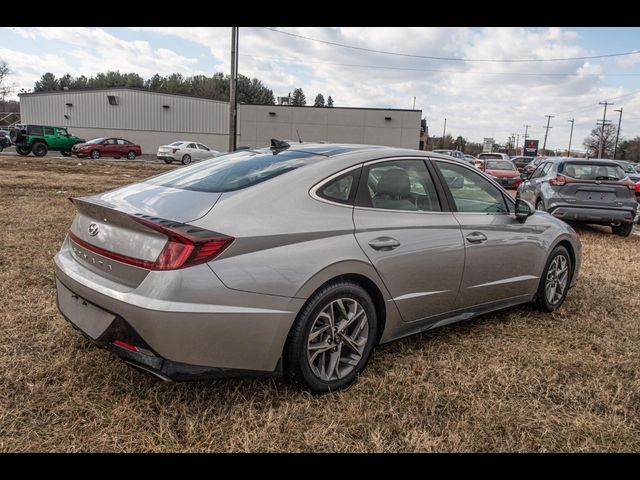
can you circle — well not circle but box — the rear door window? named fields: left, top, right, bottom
left=28, top=125, right=44, bottom=136
left=44, top=127, right=54, bottom=135
left=355, top=159, right=441, bottom=212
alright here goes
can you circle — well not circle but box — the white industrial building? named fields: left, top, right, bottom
left=18, top=88, right=422, bottom=154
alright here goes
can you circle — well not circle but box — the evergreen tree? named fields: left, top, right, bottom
left=34, top=72, right=59, bottom=91
left=327, top=96, right=334, bottom=107
left=291, top=88, right=306, bottom=106
left=314, top=93, right=325, bottom=107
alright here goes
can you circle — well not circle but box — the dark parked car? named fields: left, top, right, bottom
left=511, top=156, right=534, bottom=172
left=0, top=129, right=11, bottom=151
left=612, top=160, right=640, bottom=183
left=73, top=137, right=142, bottom=160
left=517, top=157, right=638, bottom=236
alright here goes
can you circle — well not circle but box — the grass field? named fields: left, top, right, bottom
left=1, top=156, right=639, bottom=452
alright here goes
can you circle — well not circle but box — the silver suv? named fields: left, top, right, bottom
left=517, top=157, right=638, bottom=236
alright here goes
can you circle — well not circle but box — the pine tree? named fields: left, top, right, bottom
left=291, top=88, right=306, bottom=106
left=314, top=93, right=325, bottom=107
left=327, top=96, right=334, bottom=107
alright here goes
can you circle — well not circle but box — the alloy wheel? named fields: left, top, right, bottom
left=306, top=298, right=369, bottom=382
left=545, top=254, right=569, bottom=305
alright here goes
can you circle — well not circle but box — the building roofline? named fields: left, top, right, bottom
left=18, top=87, right=421, bottom=113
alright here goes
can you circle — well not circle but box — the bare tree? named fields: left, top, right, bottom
left=583, top=124, right=618, bottom=158
left=0, top=60, right=11, bottom=103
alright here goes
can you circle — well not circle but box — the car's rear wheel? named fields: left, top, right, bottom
left=611, top=222, right=633, bottom=237
left=32, top=141, right=48, bottom=157
left=535, top=199, right=545, bottom=211
left=90, top=150, right=100, bottom=159
left=534, top=245, right=572, bottom=312
left=16, top=146, right=31, bottom=156
left=127, top=151, right=136, bottom=160
left=285, top=281, right=377, bottom=393
left=182, top=154, right=191, bottom=165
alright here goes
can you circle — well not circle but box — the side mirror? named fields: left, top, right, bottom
left=515, top=198, right=534, bottom=223
left=520, top=172, right=530, bottom=180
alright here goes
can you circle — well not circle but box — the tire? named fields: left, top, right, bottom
left=0, top=144, right=3, bottom=153
left=16, top=146, right=31, bottom=156
left=611, top=222, right=633, bottom=237
left=90, top=150, right=100, bottom=160
left=32, top=142, right=48, bottom=157
left=535, top=199, right=545, bottom=211
left=127, top=151, right=136, bottom=160
left=114, top=157, right=121, bottom=159
left=181, top=154, right=191, bottom=165
left=284, top=281, right=378, bottom=393
left=164, top=158, right=173, bottom=164
left=533, top=245, right=572, bottom=313
left=60, top=150, right=72, bottom=157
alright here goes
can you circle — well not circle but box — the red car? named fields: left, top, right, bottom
left=479, top=159, right=523, bottom=189
left=73, top=137, right=142, bottom=160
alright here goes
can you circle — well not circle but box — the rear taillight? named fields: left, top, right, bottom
left=621, top=178, right=636, bottom=190
left=68, top=216, right=233, bottom=271
left=635, top=182, right=640, bottom=193
left=171, top=148, right=179, bottom=153
left=549, top=175, right=568, bottom=186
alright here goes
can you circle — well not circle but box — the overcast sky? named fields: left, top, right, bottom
left=1, top=26, right=639, bottom=151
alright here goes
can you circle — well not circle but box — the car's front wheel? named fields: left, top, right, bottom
left=612, top=222, right=633, bottom=237
left=285, top=281, right=377, bottom=393
left=534, top=245, right=572, bottom=312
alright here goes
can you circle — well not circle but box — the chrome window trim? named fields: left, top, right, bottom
left=309, top=163, right=363, bottom=209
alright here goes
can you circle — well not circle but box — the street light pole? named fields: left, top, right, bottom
left=441, top=118, right=447, bottom=148
left=567, top=118, right=574, bottom=157
left=598, top=101, right=613, bottom=158
left=228, top=27, right=239, bottom=153
left=542, top=115, right=554, bottom=155
left=613, top=108, right=623, bottom=159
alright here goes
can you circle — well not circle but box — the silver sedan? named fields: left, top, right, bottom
left=54, top=143, right=581, bottom=392
left=157, top=141, right=219, bottom=165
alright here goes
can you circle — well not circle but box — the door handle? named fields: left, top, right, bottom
left=465, top=232, right=487, bottom=244
left=368, top=237, right=401, bottom=250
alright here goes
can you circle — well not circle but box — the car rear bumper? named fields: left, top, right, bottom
left=53, top=240, right=304, bottom=379
left=548, top=205, right=636, bottom=224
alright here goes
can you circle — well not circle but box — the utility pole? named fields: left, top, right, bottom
left=598, top=101, right=613, bottom=158
left=412, top=96, right=416, bottom=109
left=228, top=27, right=239, bottom=152
left=441, top=118, right=447, bottom=148
left=515, top=133, right=520, bottom=155
left=542, top=115, right=554, bottom=155
left=567, top=118, right=574, bottom=157
left=522, top=125, right=530, bottom=155
left=613, top=108, right=623, bottom=159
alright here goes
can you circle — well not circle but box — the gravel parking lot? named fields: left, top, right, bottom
left=0, top=155, right=638, bottom=452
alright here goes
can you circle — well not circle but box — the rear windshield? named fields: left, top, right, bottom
left=85, top=137, right=107, bottom=144
left=486, top=160, right=515, bottom=170
left=146, top=149, right=319, bottom=192
left=560, top=162, right=625, bottom=181
left=479, top=154, right=503, bottom=160
left=169, top=142, right=184, bottom=147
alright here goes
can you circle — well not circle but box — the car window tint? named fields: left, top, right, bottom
left=560, top=162, right=625, bottom=181
left=436, top=161, right=509, bottom=214
left=358, top=160, right=441, bottom=212
left=44, top=127, right=54, bottom=135
left=28, top=125, right=43, bottom=136
left=317, top=169, right=361, bottom=205
left=187, top=143, right=197, bottom=149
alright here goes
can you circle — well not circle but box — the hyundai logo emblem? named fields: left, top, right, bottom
left=88, top=223, right=100, bottom=236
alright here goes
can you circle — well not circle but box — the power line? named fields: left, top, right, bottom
left=239, top=53, right=640, bottom=77
left=260, top=27, right=640, bottom=63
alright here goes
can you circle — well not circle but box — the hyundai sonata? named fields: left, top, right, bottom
left=54, top=142, right=581, bottom=392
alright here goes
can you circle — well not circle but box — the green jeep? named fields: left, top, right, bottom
left=9, top=124, right=85, bottom=157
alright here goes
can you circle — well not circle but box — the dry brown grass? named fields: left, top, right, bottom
left=1, top=155, right=639, bottom=452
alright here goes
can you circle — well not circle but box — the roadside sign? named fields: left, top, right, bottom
left=524, top=139, right=539, bottom=157
left=482, top=138, right=494, bottom=153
